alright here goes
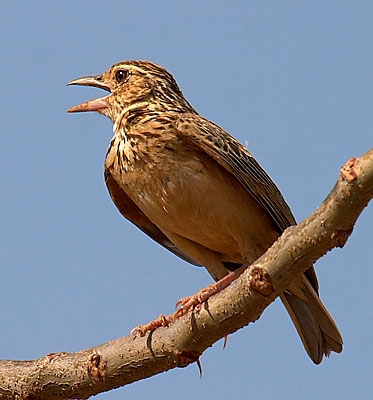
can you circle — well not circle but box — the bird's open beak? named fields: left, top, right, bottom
left=67, top=75, right=111, bottom=113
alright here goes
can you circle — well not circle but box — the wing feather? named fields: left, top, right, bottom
left=176, top=114, right=296, bottom=232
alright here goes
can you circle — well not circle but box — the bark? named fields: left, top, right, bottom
left=0, top=149, right=372, bottom=400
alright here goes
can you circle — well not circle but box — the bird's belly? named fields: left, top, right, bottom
left=119, top=153, right=279, bottom=262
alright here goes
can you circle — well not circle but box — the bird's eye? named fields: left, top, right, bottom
left=115, top=70, right=128, bottom=83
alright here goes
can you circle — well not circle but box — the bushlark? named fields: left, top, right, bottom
left=67, top=60, right=342, bottom=364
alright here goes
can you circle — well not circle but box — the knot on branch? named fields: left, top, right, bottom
left=87, top=353, right=106, bottom=382
left=249, top=267, right=273, bottom=296
left=175, top=350, right=200, bottom=368
left=331, top=227, right=353, bottom=248
left=340, top=158, right=357, bottom=182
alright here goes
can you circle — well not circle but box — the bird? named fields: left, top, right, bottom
left=67, top=60, right=343, bottom=364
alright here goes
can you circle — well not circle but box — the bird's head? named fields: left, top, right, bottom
left=67, top=60, right=196, bottom=121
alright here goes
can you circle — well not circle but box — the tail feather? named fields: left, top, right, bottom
left=281, top=275, right=343, bottom=364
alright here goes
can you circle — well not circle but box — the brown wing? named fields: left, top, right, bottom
left=104, top=169, right=201, bottom=266
left=176, top=114, right=296, bottom=231
left=175, top=114, right=319, bottom=291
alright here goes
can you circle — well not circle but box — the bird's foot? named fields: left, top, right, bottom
left=130, top=314, right=173, bottom=338
left=175, top=263, right=247, bottom=313
left=131, top=264, right=248, bottom=338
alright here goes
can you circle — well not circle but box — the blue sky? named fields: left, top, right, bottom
left=1, top=1, right=372, bottom=399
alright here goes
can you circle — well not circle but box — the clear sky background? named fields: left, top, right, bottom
left=1, top=1, right=372, bottom=399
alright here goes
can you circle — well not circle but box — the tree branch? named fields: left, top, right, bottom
left=1, top=149, right=372, bottom=400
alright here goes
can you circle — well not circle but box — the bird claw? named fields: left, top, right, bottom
left=131, top=314, right=172, bottom=338
left=131, top=290, right=212, bottom=339
left=131, top=267, right=247, bottom=338
left=175, top=285, right=216, bottom=313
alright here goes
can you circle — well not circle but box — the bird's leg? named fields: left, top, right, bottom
left=130, top=314, right=172, bottom=338
left=131, top=263, right=248, bottom=338
left=175, top=263, right=247, bottom=312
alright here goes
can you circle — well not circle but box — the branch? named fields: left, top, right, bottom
left=1, top=150, right=372, bottom=400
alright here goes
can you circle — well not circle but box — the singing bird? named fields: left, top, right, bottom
left=67, top=60, right=342, bottom=363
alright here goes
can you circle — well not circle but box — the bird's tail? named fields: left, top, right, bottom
left=280, top=275, right=343, bottom=364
